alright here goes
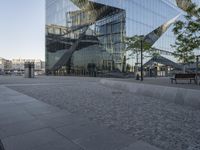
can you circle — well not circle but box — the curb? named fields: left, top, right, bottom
left=100, top=79, right=200, bottom=109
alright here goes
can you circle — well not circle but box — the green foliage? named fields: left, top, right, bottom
left=124, top=35, right=152, bottom=54
left=151, top=52, right=161, bottom=58
left=124, top=35, right=143, bottom=53
left=126, top=64, right=131, bottom=72
left=125, top=35, right=160, bottom=59
left=172, top=2, right=200, bottom=64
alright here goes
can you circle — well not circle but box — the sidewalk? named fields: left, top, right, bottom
left=0, top=85, right=161, bottom=150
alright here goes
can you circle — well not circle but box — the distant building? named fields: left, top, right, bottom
left=0, top=57, right=12, bottom=72
left=12, top=59, right=26, bottom=71
left=11, top=59, right=45, bottom=72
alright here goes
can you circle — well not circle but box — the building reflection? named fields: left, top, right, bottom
left=45, top=0, right=197, bottom=76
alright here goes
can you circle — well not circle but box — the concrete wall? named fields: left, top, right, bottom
left=100, top=79, right=200, bottom=109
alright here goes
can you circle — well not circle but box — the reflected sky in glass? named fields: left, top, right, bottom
left=46, top=0, right=200, bottom=68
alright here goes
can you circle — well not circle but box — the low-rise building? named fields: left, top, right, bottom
left=0, top=57, right=12, bottom=73
left=12, top=59, right=26, bottom=71
left=12, top=59, right=45, bottom=70
left=0, top=58, right=45, bottom=75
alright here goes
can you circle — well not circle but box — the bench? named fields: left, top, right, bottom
left=197, top=78, right=200, bottom=85
left=170, top=74, right=196, bottom=84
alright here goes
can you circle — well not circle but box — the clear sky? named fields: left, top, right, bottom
left=0, top=0, right=45, bottom=60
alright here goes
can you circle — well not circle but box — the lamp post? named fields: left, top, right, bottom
left=140, top=39, right=144, bottom=81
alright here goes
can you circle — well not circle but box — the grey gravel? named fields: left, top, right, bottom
left=3, top=76, right=200, bottom=150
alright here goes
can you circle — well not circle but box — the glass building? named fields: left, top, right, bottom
left=45, top=0, right=198, bottom=75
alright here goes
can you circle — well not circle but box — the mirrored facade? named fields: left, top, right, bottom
left=45, top=0, right=191, bottom=75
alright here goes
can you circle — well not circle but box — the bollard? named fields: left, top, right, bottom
left=24, top=62, right=34, bottom=78
left=136, top=74, right=140, bottom=80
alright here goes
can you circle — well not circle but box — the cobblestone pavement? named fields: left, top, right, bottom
left=2, top=76, right=200, bottom=150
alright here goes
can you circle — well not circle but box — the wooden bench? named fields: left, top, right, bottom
left=170, top=74, right=196, bottom=84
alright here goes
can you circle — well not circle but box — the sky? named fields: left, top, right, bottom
left=0, top=0, right=45, bottom=61
left=0, top=0, right=199, bottom=62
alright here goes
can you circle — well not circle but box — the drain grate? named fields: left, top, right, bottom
left=0, top=140, right=5, bottom=150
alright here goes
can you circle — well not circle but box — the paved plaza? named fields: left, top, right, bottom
left=0, top=76, right=200, bottom=150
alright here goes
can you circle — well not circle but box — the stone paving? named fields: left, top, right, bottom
left=1, top=76, right=200, bottom=150
left=0, top=77, right=161, bottom=150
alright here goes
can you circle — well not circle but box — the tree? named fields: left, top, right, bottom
left=125, top=35, right=152, bottom=64
left=125, top=35, right=161, bottom=63
left=126, top=64, right=131, bottom=72
left=125, top=35, right=152, bottom=53
left=125, top=35, right=142, bottom=65
left=172, top=2, right=200, bottom=67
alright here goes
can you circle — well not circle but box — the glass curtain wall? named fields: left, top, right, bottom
left=46, top=0, right=183, bottom=75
